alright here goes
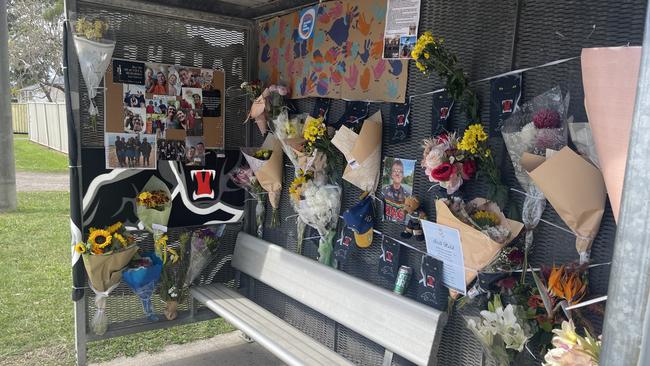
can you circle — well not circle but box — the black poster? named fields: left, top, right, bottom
left=389, top=102, right=410, bottom=143
left=312, top=98, right=331, bottom=123
left=489, top=74, right=522, bottom=137
left=113, top=60, right=145, bottom=85
left=333, top=101, right=370, bottom=130
left=334, top=227, right=356, bottom=264
left=378, top=238, right=401, bottom=281
left=431, top=91, right=454, bottom=135
left=416, top=255, right=446, bottom=310
left=203, top=90, right=222, bottom=117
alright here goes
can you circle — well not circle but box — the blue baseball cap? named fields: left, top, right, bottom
left=342, top=196, right=374, bottom=248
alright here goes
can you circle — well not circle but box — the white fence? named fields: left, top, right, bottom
left=27, top=102, right=68, bottom=154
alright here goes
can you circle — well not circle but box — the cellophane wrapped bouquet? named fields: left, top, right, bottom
left=246, top=84, right=288, bottom=135
left=157, top=233, right=188, bottom=320
left=230, top=163, right=266, bottom=237
left=466, top=294, right=534, bottom=366
left=421, top=132, right=476, bottom=195
left=289, top=169, right=341, bottom=266
left=184, top=225, right=225, bottom=286
left=123, top=252, right=162, bottom=321
left=72, top=17, right=115, bottom=130
left=75, top=222, right=138, bottom=335
left=501, top=86, right=569, bottom=275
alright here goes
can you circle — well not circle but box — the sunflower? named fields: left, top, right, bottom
left=74, top=242, right=87, bottom=254
left=88, top=229, right=112, bottom=249
left=106, top=222, right=123, bottom=234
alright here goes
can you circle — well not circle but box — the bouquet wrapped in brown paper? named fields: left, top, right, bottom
left=581, top=46, right=641, bottom=222
left=74, top=222, right=139, bottom=335
left=331, top=111, right=382, bottom=193
left=436, top=198, right=523, bottom=290
left=242, top=134, right=284, bottom=227
left=522, top=147, right=606, bottom=263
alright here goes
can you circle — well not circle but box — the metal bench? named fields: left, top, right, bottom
left=191, top=232, right=447, bottom=366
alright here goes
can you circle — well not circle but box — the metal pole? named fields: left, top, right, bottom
left=601, top=6, right=650, bottom=366
left=0, top=0, right=16, bottom=212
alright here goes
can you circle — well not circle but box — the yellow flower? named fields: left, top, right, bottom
left=303, top=116, right=326, bottom=144
left=168, top=248, right=179, bottom=264
left=472, top=210, right=500, bottom=226
left=458, top=124, right=488, bottom=154
left=424, top=52, right=430, bottom=59
left=106, top=222, right=122, bottom=234
left=113, top=232, right=127, bottom=247
left=88, top=229, right=112, bottom=249
left=138, top=192, right=152, bottom=201
left=74, top=242, right=87, bottom=254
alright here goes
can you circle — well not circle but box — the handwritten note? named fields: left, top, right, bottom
left=421, top=219, right=466, bottom=295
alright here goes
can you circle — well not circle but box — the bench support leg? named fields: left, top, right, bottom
left=382, top=349, right=394, bottom=366
left=239, top=331, right=255, bottom=343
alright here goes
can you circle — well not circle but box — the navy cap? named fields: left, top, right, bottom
left=342, top=196, right=374, bottom=248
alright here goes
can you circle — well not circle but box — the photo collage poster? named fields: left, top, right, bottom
left=105, top=59, right=225, bottom=170
left=380, top=156, right=416, bottom=222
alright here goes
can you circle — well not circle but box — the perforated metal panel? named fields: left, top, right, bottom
left=249, top=0, right=647, bottom=365
left=72, top=1, right=252, bottom=339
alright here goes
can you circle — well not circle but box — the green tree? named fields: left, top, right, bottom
left=7, top=0, right=64, bottom=101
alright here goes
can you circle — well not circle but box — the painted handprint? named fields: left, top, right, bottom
left=355, top=13, right=373, bottom=36
left=312, top=50, right=325, bottom=72
left=260, top=44, right=271, bottom=63
left=330, top=61, right=346, bottom=85
left=327, top=5, right=359, bottom=46
left=344, top=64, right=359, bottom=89
left=319, top=1, right=343, bottom=23
left=371, top=39, right=383, bottom=59
left=388, top=60, right=403, bottom=76
left=316, top=73, right=330, bottom=96
left=387, top=79, right=399, bottom=99
left=325, top=46, right=341, bottom=64
left=360, top=67, right=370, bottom=91
left=373, top=59, right=386, bottom=80
left=358, top=39, right=371, bottom=64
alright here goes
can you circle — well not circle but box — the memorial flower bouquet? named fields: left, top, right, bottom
left=72, top=17, right=114, bottom=130
left=466, top=294, right=534, bottom=366
left=157, top=233, right=188, bottom=320
left=184, top=225, right=225, bottom=286
left=123, top=252, right=162, bottom=321
left=136, top=176, right=172, bottom=238
left=501, top=86, right=569, bottom=273
left=543, top=320, right=601, bottom=366
left=421, top=132, right=475, bottom=195
left=246, top=84, right=289, bottom=135
left=240, top=79, right=263, bottom=102
left=272, top=111, right=307, bottom=168
left=75, top=221, right=138, bottom=335
left=230, top=163, right=266, bottom=237
left=289, top=169, right=341, bottom=266
left=242, top=135, right=284, bottom=229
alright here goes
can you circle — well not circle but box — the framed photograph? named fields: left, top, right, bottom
left=380, top=157, right=416, bottom=222
left=105, top=132, right=157, bottom=170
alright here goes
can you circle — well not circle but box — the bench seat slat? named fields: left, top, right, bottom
left=192, top=283, right=354, bottom=366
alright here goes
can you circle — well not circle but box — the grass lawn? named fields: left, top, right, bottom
left=0, top=194, right=233, bottom=365
left=13, top=134, right=68, bottom=173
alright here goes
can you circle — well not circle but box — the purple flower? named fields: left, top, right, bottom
left=533, top=109, right=561, bottom=129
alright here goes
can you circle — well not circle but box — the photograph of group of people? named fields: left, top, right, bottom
left=157, top=137, right=206, bottom=166
left=144, top=63, right=214, bottom=96
left=105, top=133, right=157, bottom=170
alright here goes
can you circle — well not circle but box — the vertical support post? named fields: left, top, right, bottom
left=0, top=0, right=17, bottom=212
left=74, top=296, right=87, bottom=366
left=601, top=5, right=650, bottom=366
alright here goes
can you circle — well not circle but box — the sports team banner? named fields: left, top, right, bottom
left=258, top=0, right=408, bottom=103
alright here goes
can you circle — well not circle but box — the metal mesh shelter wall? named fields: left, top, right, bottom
left=68, top=0, right=647, bottom=365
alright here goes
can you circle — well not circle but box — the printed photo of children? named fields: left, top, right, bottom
left=200, top=69, right=214, bottom=90
left=380, top=157, right=416, bottom=222
left=185, top=136, right=206, bottom=166
left=181, top=87, right=203, bottom=109
left=123, top=107, right=146, bottom=134
left=105, top=132, right=156, bottom=170
left=123, top=84, right=146, bottom=108
left=167, top=66, right=182, bottom=96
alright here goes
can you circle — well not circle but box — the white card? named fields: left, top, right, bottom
left=421, top=219, right=466, bottom=295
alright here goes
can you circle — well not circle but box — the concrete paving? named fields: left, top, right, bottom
left=15, top=171, right=69, bottom=192
left=92, top=331, right=285, bottom=366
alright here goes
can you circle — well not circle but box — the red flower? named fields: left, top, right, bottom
left=431, top=162, right=454, bottom=181
left=436, top=134, right=449, bottom=143
left=497, top=276, right=516, bottom=290
left=528, top=295, right=543, bottom=309
left=507, top=249, right=524, bottom=264
left=461, top=159, right=477, bottom=180
left=533, top=109, right=561, bottom=129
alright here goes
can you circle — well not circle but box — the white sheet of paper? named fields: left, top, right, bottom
left=421, top=219, right=466, bottom=295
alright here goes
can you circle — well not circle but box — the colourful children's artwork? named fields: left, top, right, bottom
left=258, top=0, right=408, bottom=103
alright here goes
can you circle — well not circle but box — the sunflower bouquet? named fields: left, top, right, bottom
left=157, top=233, right=188, bottom=320
left=136, top=176, right=172, bottom=236
left=75, top=221, right=139, bottom=335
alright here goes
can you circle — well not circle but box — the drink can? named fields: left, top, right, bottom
left=394, top=265, right=412, bottom=295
